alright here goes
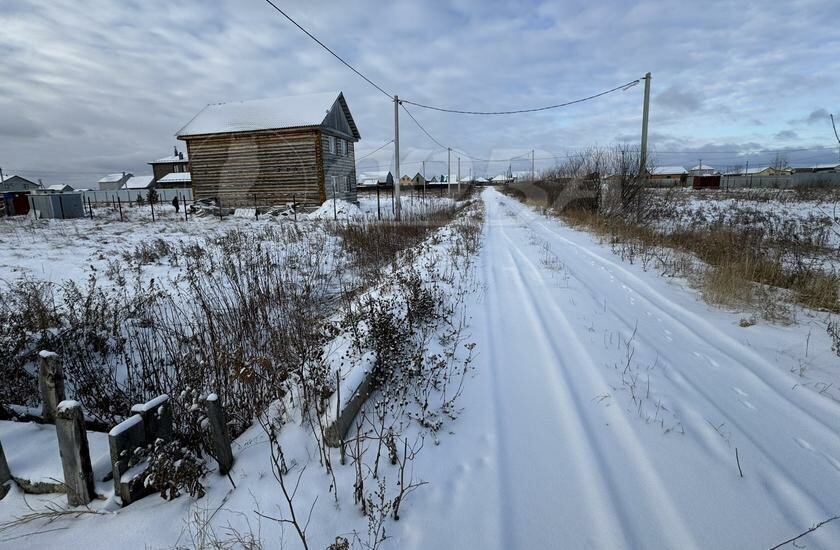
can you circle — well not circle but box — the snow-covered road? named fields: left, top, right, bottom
left=405, top=188, right=840, bottom=549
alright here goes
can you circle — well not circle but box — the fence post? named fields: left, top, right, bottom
left=376, top=185, right=381, bottom=220
left=55, top=401, right=95, bottom=506
left=118, top=196, right=123, bottom=221
left=293, top=194, right=297, bottom=222
left=0, top=438, right=10, bottom=485
left=108, top=414, right=147, bottom=505
left=205, top=394, right=234, bottom=475
left=150, top=194, right=155, bottom=222
left=182, top=194, right=188, bottom=221
left=38, top=351, right=66, bottom=423
left=218, top=196, right=223, bottom=221
left=130, top=395, right=173, bottom=444
left=88, top=197, right=93, bottom=219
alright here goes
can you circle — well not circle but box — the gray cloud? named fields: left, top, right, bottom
left=807, top=108, right=829, bottom=123
left=775, top=130, right=798, bottom=140
left=0, top=109, right=47, bottom=138
left=1, top=0, right=840, bottom=185
left=655, top=86, right=703, bottom=113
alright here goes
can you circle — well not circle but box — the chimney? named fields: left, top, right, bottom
left=173, top=145, right=178, bottom=156
left=179, top=152, right=184, bottom=160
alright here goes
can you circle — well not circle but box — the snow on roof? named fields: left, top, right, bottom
left=690, top=164, right=715, bottom=170
left=358, top=171, right=392, bottom=184
left=492, top=174, right=508, bottom=181
left=476, top=177, right=488, bottom=182
left=150, top=154, right=189, bottom=164
left=124, top=175, right=155, bottom=189
left=649, top=166, right=688, bottom=175
left=177, top=91, right=360, bottom=139
left=723, top=166, right=771, bottom=176
left=47, top=184, right=73, bottom=191
left=99, top=172, right=130, bottom=183
left=157, top=171, right=192, bottom=183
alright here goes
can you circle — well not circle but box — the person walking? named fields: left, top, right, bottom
left=172, top=195, right=180, bottom=213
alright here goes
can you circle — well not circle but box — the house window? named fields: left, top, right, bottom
left=328, top=136, right=336, bottom=154
left=330, top=175, right=337, bottom=196
left=344, top=176, right=350, bottom=191
left=340, top=139, right=347, bottom=156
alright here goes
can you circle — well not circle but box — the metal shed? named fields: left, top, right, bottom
left=28, top=192, right=85, bottom=219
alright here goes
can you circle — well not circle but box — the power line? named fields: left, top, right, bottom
left=400, top=79, right=640, bottom=115
left=261, top=0, right=392, bottom=99
left=355, top=139, right=394, bottom=161
left=400, top=103, right=448, bottom=150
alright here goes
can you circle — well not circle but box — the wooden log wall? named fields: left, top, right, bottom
left=184, top=129, right=325, bottom=207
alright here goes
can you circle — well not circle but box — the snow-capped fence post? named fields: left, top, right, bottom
left=131, top=395, right=173, bottom=444
left=55, top=400, right=95, bottom=506
left=205, top=394, right=234, bottom=475
left=38, top=350, right=66, bottom=423
left=0, top=438, right=10, bottom=485
left=108, top=414, right=148, bottom=505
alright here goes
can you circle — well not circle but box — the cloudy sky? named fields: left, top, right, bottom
left=2, top=0, right=840, bottom=186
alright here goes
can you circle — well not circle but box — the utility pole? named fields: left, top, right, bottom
left=457, top=156, right=461, bottom=193
left=447, top=147, right=451, bottom=196
left=393, top=95, right=401, bottom=221
left=639, top=72, right=652, bottom=173
left=831, top=114, right=840, bottom=163
left=531, top=148, right=535, bottom=181
left=0, top=167, right=4, bottom=182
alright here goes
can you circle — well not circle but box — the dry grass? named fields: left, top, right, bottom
left=556, top=197, right=839, bottom=318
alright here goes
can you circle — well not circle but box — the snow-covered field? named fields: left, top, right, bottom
left=2, top=188, right=840, bottom=548
left=653, top=188, right=840, bottom=249
left=0, top=194, right=456, bottom=284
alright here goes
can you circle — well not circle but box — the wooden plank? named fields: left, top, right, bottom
left=184, top=129, right=324, bottom=206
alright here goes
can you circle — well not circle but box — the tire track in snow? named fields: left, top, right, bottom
left=490, top=190, right=840, bottom=544
left=494, top=211, right=701, bottom=550
left=515, top=200, right=840, bottom=437
left=481, top=197, right=633, bottom=548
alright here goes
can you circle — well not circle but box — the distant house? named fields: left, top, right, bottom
left=157, top=172, right=192, bottom=188
left=0, top=174, right=40, bottom=193
left=149, top=147, right=190, bottom=184
left=475, top=177, right=488, bottom=184
left=511, top=170, right=534, bottom=181
left=358, top=171, right=393, bottom=186
left=99, top=172, right=132, bottom=191
left=399, top=174, right=413, bottom=186
left=46, top=184, right=74, bottom=192
left=793, top=163, right=840, bottom=173
left=722, top=166, right=790, bottom=177
left=177, top=91, right=361, bottom=206
left=411, top=173, right=425, bottom=185
left=491, top=174, right=509, bottom=183
left=429, top=176, right=438, bottom=183
left=689, top=164, right=716, bottom=176
left=647, top=166, right=688, bottom=184
left=125, top=175, right=155, bottom=190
